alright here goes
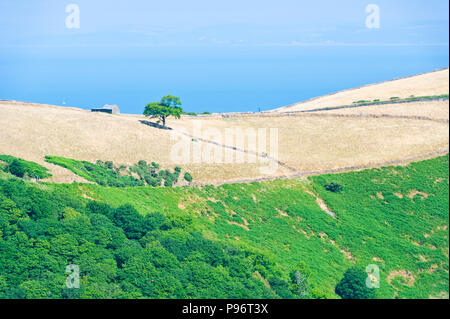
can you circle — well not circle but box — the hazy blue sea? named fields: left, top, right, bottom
left=0, top=45, right=448, bottom=114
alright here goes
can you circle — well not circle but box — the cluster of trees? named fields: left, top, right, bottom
left=45, top=156, right=143, bottom=187
left=85, top=160, right=144, bottom=187
left=45, top=156, right=193, bottom=187
left=130, top=160, right=193, bottom=187
left=0, top=177, right=296, bottom=299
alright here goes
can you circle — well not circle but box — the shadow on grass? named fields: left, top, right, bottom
left=139, top=120, right=173, bottom=130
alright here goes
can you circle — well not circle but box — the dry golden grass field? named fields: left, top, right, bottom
left=170, top=115, right=448, bottom=175
left=274, top=68, right=449, bottom=112
left=0, top=68, right=448, bottom=184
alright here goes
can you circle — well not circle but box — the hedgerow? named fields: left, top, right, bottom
left=45, top=156, right=192, bottom=187
left=0, top=155, right=51, bottom=179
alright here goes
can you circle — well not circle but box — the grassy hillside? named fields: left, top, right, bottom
left=1, top=94, right=448, bottom=185
left=74, top=155, right=448, bottom=299
left=274, top=68, right=449, bottom=112
left=0, top=155, right=448, bottom=298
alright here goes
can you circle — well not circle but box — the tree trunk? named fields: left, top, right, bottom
left=162, top=116, right=166, bottom=128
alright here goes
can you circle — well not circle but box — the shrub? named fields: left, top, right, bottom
left=138, top=160, right=147, bottom=167
left=151, top=162, right=160, bottom=169
left=164, top=176, right=174, bottom=187
left=184, top=172, right=193, bottom=183
left=183, top=111, right=198, bottom=116
left=324, top=182, right=343, bottom=193
left=8, top=160, right=26, bottom=178
left=105, top=161, right=114, bottom=170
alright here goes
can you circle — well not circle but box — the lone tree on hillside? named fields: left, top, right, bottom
left=144, top=95, right=183, bottom=129
left=335, top=267, right=376, bottom=299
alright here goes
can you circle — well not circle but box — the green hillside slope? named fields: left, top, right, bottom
left=0, top=155, right=448, bottom=299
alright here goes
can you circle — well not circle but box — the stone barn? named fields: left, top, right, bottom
left=91, top=104, right=120, bottom=114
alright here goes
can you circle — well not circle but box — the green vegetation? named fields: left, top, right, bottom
left=45, top=156, right=143, bottom=187
left=350, top=94, right=449, bottom=106
left=183, top=111, right=212, bottom=116
left=309, top=155, right=449, bottom=298
left=0, top=178, right=290, bottom=298
left=324, top=182, right=343, bottom=193
left=314, top=94, right=449, bottom=113
left=403, top=94, right=449, bottom=101
left=144, top=95, right=183, bottom=128
left=129, top=161, right=184, bottom=187
left=0, top=155, right=51, bottom=180
left=0, top=154, right=448, bottom=299
left=45, top=156, right=192, bottom=187
left=335, top=267, right=376, bottom=299
left=183, top=172, right=193, bottom=183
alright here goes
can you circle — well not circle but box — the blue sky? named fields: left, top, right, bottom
left=0, top=1, right=448, bottom=113
left=1, top=0, right=448, bottom=47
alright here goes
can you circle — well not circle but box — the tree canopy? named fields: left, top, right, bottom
left=144, top=95, right=183, bottom=128
left=0, top=177, right=293, bottom=299
left=335, top=267, right=376, bottom=299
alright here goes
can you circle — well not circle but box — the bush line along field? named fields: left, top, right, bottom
left=305, top=94, right=450, bottom=113
left=0, top=153, right=448, bottom=299
left=44, top=156, right=193, bottom=187
left=274, top=68, right=449, bottom=112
